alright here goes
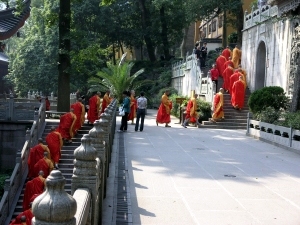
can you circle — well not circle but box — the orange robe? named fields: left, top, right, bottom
left=87, top=95, right=100, bottom=123
left=216, top=55, right=227, bottom=77
left=27, top=144, right=50, bottom=178
left=231, top=80, right=245, bottom=109
left=101, top=93, right=111, bottom=114
left=212, top=92, right=224, bottom=120
left=156, top=94, right=172, bottom=124
left=71, top=102, right=85, bottom=132
left=229, top=72, right=241, bottom=95
left=127, top=95, right=137, bottom=121
left=45, top=99, right=50, bottom=111
left=34, top=157, right=54, bottom=178
left=222, top=66, right=234, bottom=91
left=222, top=48, right=231, bottom=60
left=224, top=60, right=234, bottom=69
left=232, top=47, right=242, bottom=68
left=10, top=209, right=33, bottom=225
left=46, top=131, right=63, bottom=164
left=22, top=176, right=45, bottom=210
left=57, top=112, right=76, bottom=140
left=185, top=97, right=198, bottom=123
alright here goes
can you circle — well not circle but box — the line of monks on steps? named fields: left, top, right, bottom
left=9, top=92, right=113, bottom=225
left=211, top=45, right=247, bottom=122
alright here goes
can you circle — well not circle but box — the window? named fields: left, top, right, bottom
left=203, top=27, right=207, bottom=37
left=212, top=20, right=216, bottom=32
left=208, top=24, right=212, bottom=34
left=218, top=16, right=223, bottom=28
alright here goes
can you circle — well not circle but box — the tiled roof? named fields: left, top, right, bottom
left=0, top=0, right=30, bottom=40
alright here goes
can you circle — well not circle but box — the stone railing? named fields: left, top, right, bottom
left=246, top=114, right=300, bottom=151
left=31, top=99, right=118, bottom=225
left=171, top=54, right=197, bottom=78
left=0, top=101, right=46, bottom=225
left=243, top=4, right=279, bottom=30
left=200, top=70, right=215, bottom=104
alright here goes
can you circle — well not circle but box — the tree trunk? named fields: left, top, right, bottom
left=222, top=11, right=227, bottom=48
left=112, top=43, right=116, bottom=65
left=138, top=0, right=156, bottom=62
left=180, top=26, right=190, bottom=58
left=57, top=0, right=70, bottom=112
left=236, top=4, right=244, bottom=46
left=160, top=5, right=170, bottom=60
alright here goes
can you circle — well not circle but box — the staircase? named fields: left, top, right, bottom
left=201, top=76, right=250, bottom=129
left=9, top=120, right=92, bottom=222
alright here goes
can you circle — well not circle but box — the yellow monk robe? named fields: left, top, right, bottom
left=232, top=47, right=242, bottom=69
left=101, top=93, right=111, bottom=114
left=212, top=91, right=224, bottom=120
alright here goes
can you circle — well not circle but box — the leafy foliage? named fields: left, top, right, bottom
left=248, top=86, right=289, bottom=114
left=254, top=106, right=282, bottom=124
left=276, top=111, right=300, bottom=130
left=197, top=99, right=211, bottom=122
left=0, top=170, right=12, bottom=199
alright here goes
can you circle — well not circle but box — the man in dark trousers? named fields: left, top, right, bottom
left=135, top=92, right=147, bottom=132
left=200, top=42, right=208, bottom=67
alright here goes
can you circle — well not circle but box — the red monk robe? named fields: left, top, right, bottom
left=101, top=93, right=111, bottom=114
left=229, top=72, right=241, bottom=95
left=71, top=101, right=85, bottom=132
left=45, top=98, right=50, bottom=111
left=87, top=94, right=100, bottom=124
left=10, top=209, right=33, bottom=225
left=127, top=95, right=137, bottom=122
left=231, top=79, right=246, bottom=109
left=46, top=130, right=63, bottom=164
left=222, top=48, right=232, bottom=60
left=223, top=66, right=234, bottom=92
left=34, top=157, right=54, bottom=178
left=27, top=143, right=50, bottom=178
left=156, top=93, right=172, bottom=125
left=22, top=175, right=45, bottom=210
left=211, top=90, right=224, bottom=121
left=216, top=55, right=227, bottom=77
left=57, top=112, right=76, bottom=140
left=224, top=60, right=234, bottom=69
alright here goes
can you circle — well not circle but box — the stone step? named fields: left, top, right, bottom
left=200, top=124, right=247, bottom=129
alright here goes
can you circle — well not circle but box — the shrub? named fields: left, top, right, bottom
left=248, top=86, right=289, bottom=114
left=276, top=111, right=300, bottom=130
left=254, top=106, right=281, bottom=124
left=197, top=99, right=211, bottom=122
left=0, top=170, right=12, bottom=199
left=168, top=94, right=188, bottom=118
left=228, top=32, right=238, bottom=44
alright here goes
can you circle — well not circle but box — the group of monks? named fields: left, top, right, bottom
left=211, top=45, right=247, bottom=122
left=10, top=91, right=114, bottom=225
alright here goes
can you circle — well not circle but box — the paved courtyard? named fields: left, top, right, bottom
left=104, top=109, right=300, bottom=225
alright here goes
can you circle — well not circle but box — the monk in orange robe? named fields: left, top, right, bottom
left=222, top=46, right=232, bottom=60
left=232, top=45, right=242, bottom=68
left=231, top=76, right=246, bottom=110
left=182, top=94, right=200, bottom=128
left=87, top=92, right=101, bottom=124
left=10, top=206, right=33, bottom=225
left=210, top=88, right=224, bottom=123
left=238, top=65, right=247, bottom=88
left=45, top=97, right=50, bottom=111
left=101, top=90, right=111, bottom=114
left=127, top=90, right=137, bottom=124
left=71, top=98, right=85, bottom=132
left=34, top=152, right=54, bottom=178
left=156, top=90, right=172, bottom=127
left=27, top=138, right=51, bottom=179
left=224, top=57, right=234, bottom=69
left=22, top=171, right=45, bottom=210
left=223, top=64, right=234, bottom=92
left=46, top=127, right=63, bottom=169
left=56, top=109, right=77, bottom=143
left=229, top=70, right=242, bottom=95
left=216, top=54, right=227, bottom=77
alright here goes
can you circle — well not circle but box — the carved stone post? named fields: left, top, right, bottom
left=32, top=170, right=77, bottom=225
left=107, top=104, right=116, bottom=140
left=99, top=116, right=111, bottom=163
left=89, top=120, right=107, bottom=213
left=72, top=134, right=100, bottom=225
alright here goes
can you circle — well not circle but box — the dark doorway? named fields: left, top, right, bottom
left=255, top=42, right=266, bottom=90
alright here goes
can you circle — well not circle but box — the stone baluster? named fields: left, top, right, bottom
left=99, top=114, right=112, bottom=163
left=28, top=91, right=30, bottom=99
left=106, top=105, right=116, bottom=140
left=104, top=107, right=113, bottom=141
left=89, top=120, right=107, bottom=207
left=72, top=134, right=100, bottom=225
left=32, top=170, right=77, bottom=225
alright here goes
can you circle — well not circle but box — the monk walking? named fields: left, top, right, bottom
left=232, top=45, right=242, bottom=68
left=101, top=90, right=111, bottom=114
left=56, top=108, right=77, bottom=143
left=182, top=93, right=201, bottom=128
left=34, top=152, right=54, bottom=178
left=127, top=90, right=137, bottom=124
left=229, top=69, right=242, bottom=95
left=223, top=64, right=234, bottom=92
left=10, top=203, right=33, bottom=225
left=22, top=170, right=45, bottom=210
left=231, top=76, right=246, bottom=110
left=27, top=138, right=51, bottom=179
left=216, top=53, right=227, bottom=77
left=87, top=92, right=101, bottom=124
left=71, top=98, right=85, bottom=132
left=46, top=127, right=63, bottom=169
left=156, top=90, right=172, bottom=127
left=222, top=46, right=232, bottom=60
left=210, top=88, right=225, bottom=123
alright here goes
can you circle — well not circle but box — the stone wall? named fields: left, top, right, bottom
left=0, top=122, right=31, bottom=171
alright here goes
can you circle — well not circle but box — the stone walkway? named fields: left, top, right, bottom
left=103, top=109, right=300, bottom=225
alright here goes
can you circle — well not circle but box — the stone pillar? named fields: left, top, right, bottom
left=32, top=170, right=77, bottom=225
left=71, top=134, right=100, bottom=225
left=99, top=116, right=111, bottom=164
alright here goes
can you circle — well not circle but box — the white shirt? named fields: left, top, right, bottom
left=137, top=96, right=147, bottom=109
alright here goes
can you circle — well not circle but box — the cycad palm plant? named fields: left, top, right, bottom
left=88, top=61, right=149, bottom=103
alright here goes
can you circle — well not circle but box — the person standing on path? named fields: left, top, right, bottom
left=118, top=91, right=131, bottom=132
left=156, top=90, right=172, bottom=127
left=210, top=64, right=220, bottom=93
left=210, top=88, right=225, bottom=123
left=200, top=42, right=208, bottom=67
left=135, top=92, right=147, bottom=132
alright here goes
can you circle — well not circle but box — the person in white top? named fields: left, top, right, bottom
left=135, top=92, right=147, bottom=132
